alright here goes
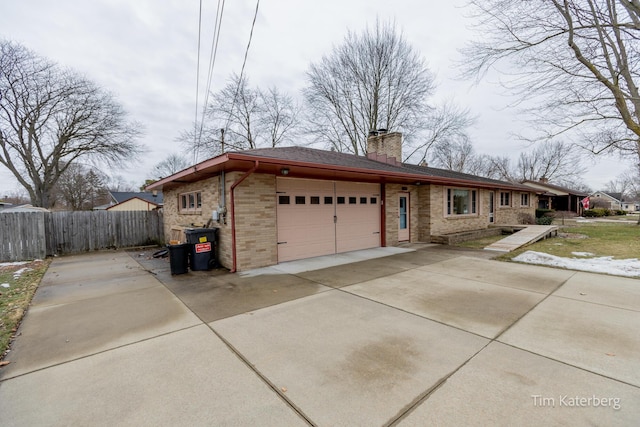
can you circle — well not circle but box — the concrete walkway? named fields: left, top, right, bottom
left=484, top=224, right=558, bottom=252
left=1, top=246, right=638, bottom=425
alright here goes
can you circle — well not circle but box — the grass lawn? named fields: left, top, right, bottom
left=456, top=222, right=640, bottom=261
left=0, top=259, right=50, bottom=364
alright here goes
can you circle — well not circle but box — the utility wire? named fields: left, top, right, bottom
left=197, top=0, right=225, bottom=145
left=194, top=0, right=225, bottom=162
left=193, top=0, right=203, bottom=163
left=224, top=0, right=261, bottom=135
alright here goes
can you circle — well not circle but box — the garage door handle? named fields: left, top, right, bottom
left=277, top=242, right=287, bottom=245
left=373, top=232, right=380, bottom=234
left=334, top=215, right=337, bottom=223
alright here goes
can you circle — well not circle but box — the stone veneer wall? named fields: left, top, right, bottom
left=366, top=132, right=403, bottom=161
left=162, top=176, right=220, bottom=243
left=384, top=184, right=419, bottom=246
left=230, top=172, right=277, bottom=271
left=417, top=185, right=431, bottom=241
left=161, top=172, right=277, bottom=271
left=428, top=186, right=536, bottom=237
left=494, top=191, right=536, bottom=224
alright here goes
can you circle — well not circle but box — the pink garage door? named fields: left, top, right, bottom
left=335, top=181, right=381, bottom=253
left=276, top=178, right=381, bottom=262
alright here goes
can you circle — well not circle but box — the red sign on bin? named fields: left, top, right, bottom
left=194, top=242, right=212, bottom=253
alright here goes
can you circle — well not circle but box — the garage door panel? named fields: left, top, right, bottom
left=276, top=178, right=335, bottom=262
left=335, top=182, right=380, bottom=253
left=277, top=178, right=380, bottom=263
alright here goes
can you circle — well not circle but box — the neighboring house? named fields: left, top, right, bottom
left=521, top=179, right=588, bottom=214
left=0, top=201, right=13, bottom=210
left=0, top=204, right=49, bottom=213
left=146, top=131, right=536, bottom=272
left=95, top=191, right=164, bottom=211
left=589, top=191, right=624, bottom=210
left=622, top=201, right=639, bottom=212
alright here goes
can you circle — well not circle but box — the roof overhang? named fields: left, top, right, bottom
left=146, top=152, right=532, bottom=192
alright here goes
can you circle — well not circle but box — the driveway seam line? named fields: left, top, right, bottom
left=131, top=253, right=316, bottom=426
left=493, top=340, right=640, bottom=390
left=0, top=323, right=203, bottom=383
left=548, top=294, right=640, bottom=313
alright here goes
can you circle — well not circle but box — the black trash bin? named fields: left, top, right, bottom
left=185, top=228, right=218, bottom=271
left=168, top=243, right=190, bottom=275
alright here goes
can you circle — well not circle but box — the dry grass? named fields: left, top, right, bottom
left=0, top=259, right=50, bottom=362
left=453, top=222, right=640, bottom=262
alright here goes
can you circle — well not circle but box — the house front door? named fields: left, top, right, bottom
left=398, top=193, right=409, bottom=241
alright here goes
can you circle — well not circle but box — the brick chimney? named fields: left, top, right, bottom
left=539, top=176, right=549, bottom=184
left=366, top=130, right=402, bottom=165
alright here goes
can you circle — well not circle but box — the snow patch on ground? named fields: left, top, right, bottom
left=1, top=283, right=9, bottom=288
left=0, top=261, right=29, bottom=268
left=571, top=252, right=595, bottom=257
left=513, top=251, right=640, bottom=278
left=12, top=268, right=31, bottom=279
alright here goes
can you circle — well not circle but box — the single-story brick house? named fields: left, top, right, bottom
left=146, top=131, right=536, bottom=272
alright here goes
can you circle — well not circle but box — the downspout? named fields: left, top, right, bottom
left=380, top=183, right=386, bottom=247
left=230, top=161, right=259, bottom=273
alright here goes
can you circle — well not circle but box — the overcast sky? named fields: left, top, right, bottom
left=0, top=0, right=626, bottom=197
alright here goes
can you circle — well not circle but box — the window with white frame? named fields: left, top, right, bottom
left=179, top=191, right=202, bottom=213
left=521, top=193, right=529, bottom=207
left=500, top=191, right=511, bottom=207
left=447, top=188, right=477, bottom=215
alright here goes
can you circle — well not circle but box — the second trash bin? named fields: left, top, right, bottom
left=185, top=228, right=218, bottom=271
left=168, top=243, right=190, bottom=275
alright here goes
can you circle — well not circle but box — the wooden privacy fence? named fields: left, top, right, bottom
left=0, top=210, right=164, bottom=262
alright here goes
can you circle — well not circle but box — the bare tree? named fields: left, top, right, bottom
left=211, top=74, right=260, bottom=151
left=404, top=101, right=476, bottom=164
left=184, top=74, right=299, bottom=160
left=0, top=40, right=143, bottom=208
left=429, top=135, right=485, bottom=174
left=514, top=141, right=587, bottom=183
left=479, top=155, right=515, bottom=181
left=471, top=141, right=586, bottom=185
left=258, top=87, right=299, bottom=147
left=462, top=0, right=640, bottom=165
left=151, top=153, right=190, bottom=179
left=56, top=163, right=109, bottom=210
left=304, top=20, right=437, bottom=155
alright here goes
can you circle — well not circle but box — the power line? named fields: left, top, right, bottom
left=194, top=0, right=225, bottom=162
left=224, top=0, right=261, bottom=134
left=193, top=0, right=203, bottom=163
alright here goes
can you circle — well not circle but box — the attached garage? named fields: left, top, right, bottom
left=276, top=178, right=381, bottom=262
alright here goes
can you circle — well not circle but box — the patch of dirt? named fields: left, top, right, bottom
left=557, top=232, right=589, bottom=239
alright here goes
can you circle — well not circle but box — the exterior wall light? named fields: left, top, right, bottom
left=280, top=168, right=290, bottom=176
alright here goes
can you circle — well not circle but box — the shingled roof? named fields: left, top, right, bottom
left=237, top=146, right=531, bottom=190
left=522, top=180, right=588, bottom=197
left=148, top=145, right=534, bottom=192
left=110, top=191, right=164, bottom=205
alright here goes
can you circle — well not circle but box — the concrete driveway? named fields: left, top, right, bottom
left=1, top=245, right=639, bottom=426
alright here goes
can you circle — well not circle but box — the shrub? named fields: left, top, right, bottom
left=535, top=208, right=555, bottom=218
left=518, top=213, right=536, bottom=225
left=536, top=216, right=554, bottom=225
left=615, top=210, right=628, bottom=216
left=583, top=208, right=608, bottom=217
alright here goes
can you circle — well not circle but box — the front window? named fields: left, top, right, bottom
left=179, top=191, right=203, bottom=213
left=500, top=191, right=511, bottom=207
left=447, top=188, right=477, bottom=215
left=521, top=193, right=529, bottom=207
